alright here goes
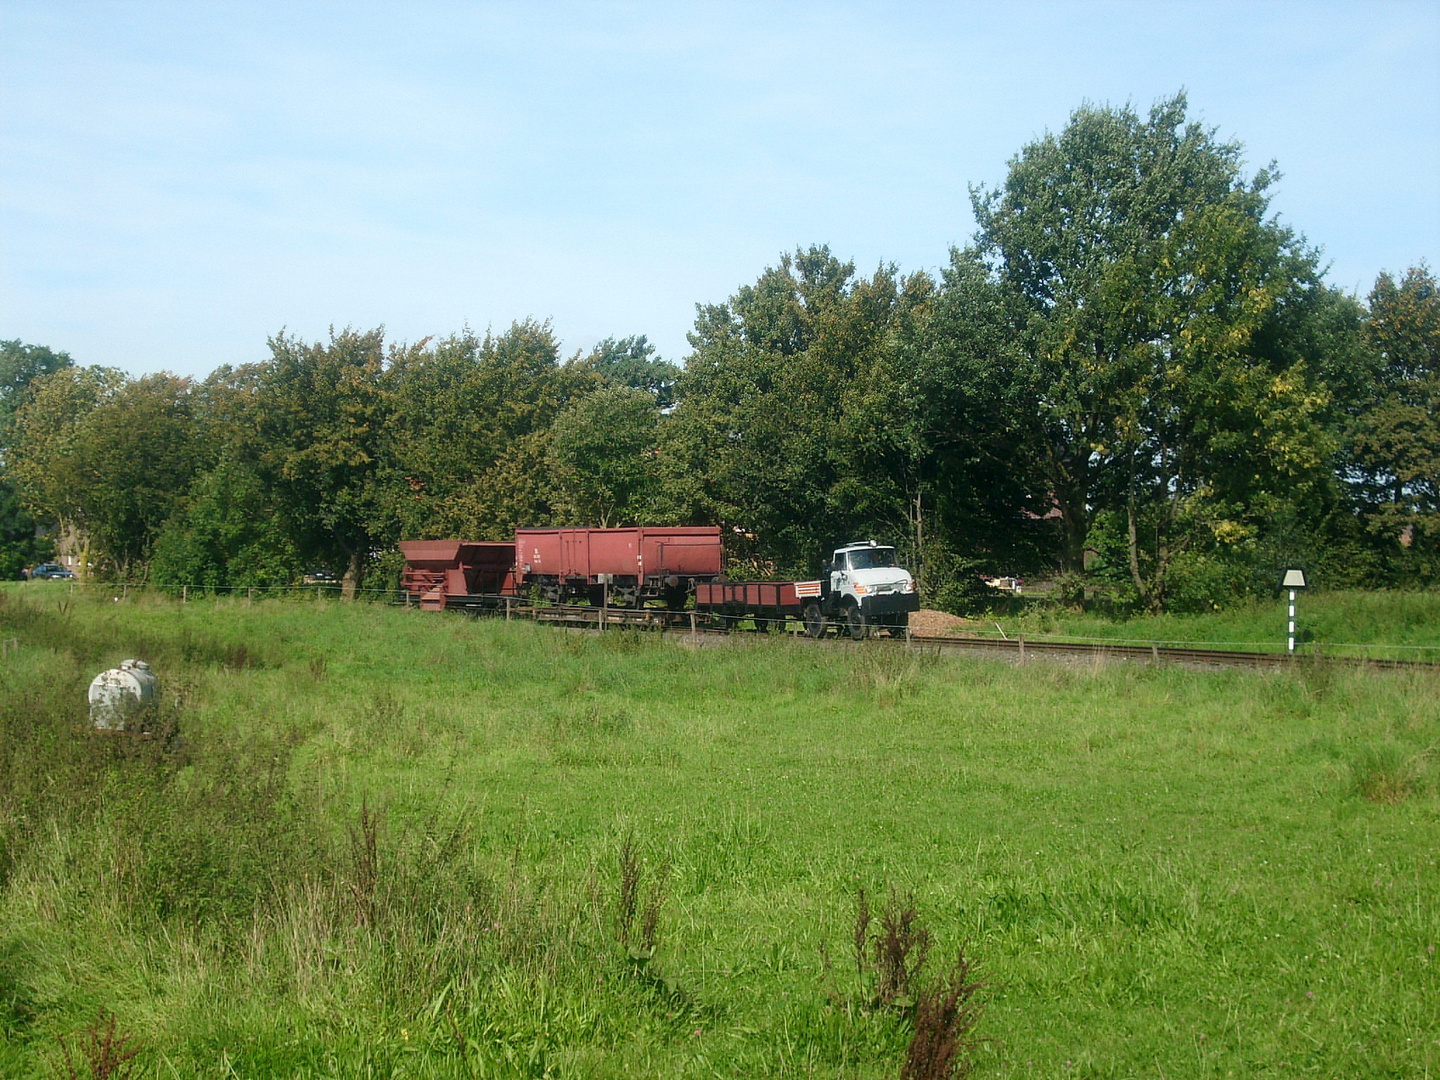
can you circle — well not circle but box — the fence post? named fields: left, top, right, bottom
left=505, top=597, right=512, bottom=621
left=182, top=585, right=187, bottom=604
left=690, top=610, right=697, bottom=639
left=1018, top=634, right=1025, bottom=664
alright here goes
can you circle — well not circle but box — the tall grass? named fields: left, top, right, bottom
left=0, top=586, right=1437, bottom=1076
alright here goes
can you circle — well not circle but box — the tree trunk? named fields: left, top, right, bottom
left=1048, top=446, right=1089, bottom=577
left=1055, top=484, right=1088, bottom=577
left=909, top=487, right=924, bottom=595
left=341, top=547, right=365, bottom=600
left=1127, top=496, right=1154, bottom=612
left=1129, top=494, right=1182, bottom=615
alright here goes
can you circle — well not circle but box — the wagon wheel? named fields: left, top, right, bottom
left=802, top=602, right=826, bottom=639
left=845, top=603, right=868, bottom=641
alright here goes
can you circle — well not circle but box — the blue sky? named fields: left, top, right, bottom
left=3, top=1, right=1438, bottom=378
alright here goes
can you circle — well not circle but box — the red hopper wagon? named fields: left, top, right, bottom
left=398, top=540, right=516, bottom=610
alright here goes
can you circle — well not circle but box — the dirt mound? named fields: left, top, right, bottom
left=908, top=608, right=966, bottom=635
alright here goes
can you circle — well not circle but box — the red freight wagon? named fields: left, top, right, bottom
left=398, top=540, right=516, bottom=610
left=515, top=527, right=721, bottom=608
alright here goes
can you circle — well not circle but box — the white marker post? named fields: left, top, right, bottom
left=1282, top=568, right=1307, bottom=653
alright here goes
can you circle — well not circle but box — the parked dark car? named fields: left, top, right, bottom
left=31, top=563, right=75, bottom=580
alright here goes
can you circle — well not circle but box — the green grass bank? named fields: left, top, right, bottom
left=0, top=587, right=1436, bottom=1077
left=966, top=588, right=1440, bottom=662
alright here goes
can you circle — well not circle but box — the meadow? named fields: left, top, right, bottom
left=0, top=585, right=1436, bottom=1078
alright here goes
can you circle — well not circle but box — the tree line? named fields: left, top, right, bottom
left=2, top=94, right=1436, bottom=612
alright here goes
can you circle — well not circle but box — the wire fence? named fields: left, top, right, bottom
left=16, top=579, right=1440, bottom=662
left=22, top=579, right=403, bottom=603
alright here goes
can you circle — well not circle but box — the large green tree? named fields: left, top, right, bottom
left=1351, top=265, right=1440, bottom=567
left=971, top=92, right=1342, bottom=608
left=868, top=254, right=1056, bottom=597
left=0, top=339, right=73, bottom=449
left=246, top=328, right=392, bottom=594
left=668, top=247, right=919, bottom=574
left=382, top=320, right=596, bottom=540
left=9, top=365, right=128, bottom=576
left=66, top=373, right=203, bottom=574
left=548, top=385, right=661, bottom=527
left=0, top=340, right=74, bottom=577
left=576, top=335, right=681, bottom=408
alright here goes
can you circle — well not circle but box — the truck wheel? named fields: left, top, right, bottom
left=845, top=603, right=868, bottom=640
left=802, top=602, right=826, bottom=639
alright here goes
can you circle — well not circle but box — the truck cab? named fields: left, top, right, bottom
left=819, top=541, right=919, bottom=638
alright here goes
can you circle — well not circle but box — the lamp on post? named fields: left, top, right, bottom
left=1282, top=568, right=1307, bottom=653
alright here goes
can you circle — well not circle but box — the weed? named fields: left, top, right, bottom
left=853, top=885, right=872, bottom=976
left=56, top=1010, right=141, bottom=1080
left=866, top=887, right=931, bottom=1009
left=639, top=856, right=668, bottom=956
left=851, top=887, right=985, bottom=1077
left=349, top=800, right=383, bottom=928
left=616, top=833, right=640, bottom=947
left=901, top=949, right=984, bottom=1080
left=614, top=833, right=667, bottom=961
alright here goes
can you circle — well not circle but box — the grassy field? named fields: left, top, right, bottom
left=0, top=586, right=1437, bottom=1078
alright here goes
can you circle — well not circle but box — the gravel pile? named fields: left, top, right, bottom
left=907, top=608, right=966, bottom=635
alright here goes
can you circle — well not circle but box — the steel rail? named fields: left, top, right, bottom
left=904, top=632, right=1439, bottom=671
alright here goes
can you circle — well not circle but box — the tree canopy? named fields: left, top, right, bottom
left=1, top=94, right=1432, bottom=608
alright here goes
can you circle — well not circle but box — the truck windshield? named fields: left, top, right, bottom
left=846, top=548, right=895, bottom=570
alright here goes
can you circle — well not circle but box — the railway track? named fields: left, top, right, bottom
left=904, top=633, right=1438, bottom=671
left=420, top=594, right=1439, bottom=672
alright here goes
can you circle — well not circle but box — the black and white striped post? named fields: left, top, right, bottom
left=1282, top=568, right=1307, bottom=653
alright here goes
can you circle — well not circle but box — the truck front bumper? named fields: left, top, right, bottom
left=859, top=592, right=921, bottom=619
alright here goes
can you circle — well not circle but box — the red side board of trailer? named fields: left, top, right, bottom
left=694, top=580, right=820, bottom=613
